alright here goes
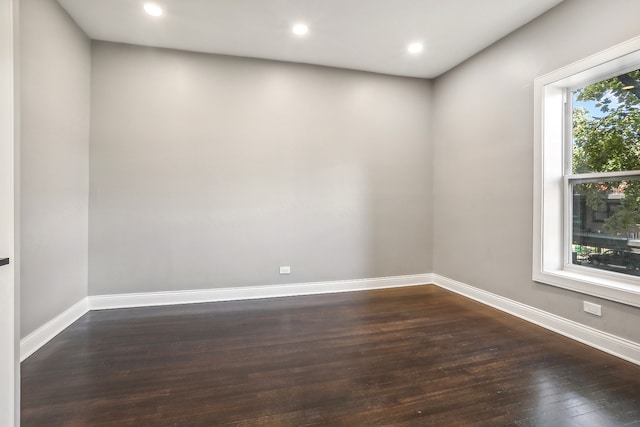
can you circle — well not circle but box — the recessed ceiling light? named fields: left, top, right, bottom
left=292, top=24, right=309, bottom=36
left=144, top=3, right=163, bottom=17
left=407, top=43, right=423, bottom=54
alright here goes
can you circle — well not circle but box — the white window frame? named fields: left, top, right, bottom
left=534, top=36, right=640, bottom=308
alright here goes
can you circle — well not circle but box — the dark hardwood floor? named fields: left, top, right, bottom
left=21, top=285, right=640, bottom=426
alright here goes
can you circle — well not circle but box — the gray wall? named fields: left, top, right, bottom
left=24, top=0, right=639, bottom=350
left=89, top=42, right=433, bottom=295
left=432, top=0, right=640, bottom=343
left=20, top=0, right=90, bottom=337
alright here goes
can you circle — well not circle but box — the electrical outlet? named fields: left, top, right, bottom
left=583, top=301, right=602, bottom=317
left=279, top=266, right=291, bottom=275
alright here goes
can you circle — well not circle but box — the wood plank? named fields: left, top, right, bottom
left=21, top=285, right=640, bottom=426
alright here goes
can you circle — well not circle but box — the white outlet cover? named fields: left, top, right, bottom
left=279, top=266, right=291, bottom=275
left=583, top=301, right=602, bottom=316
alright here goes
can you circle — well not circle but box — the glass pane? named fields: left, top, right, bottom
left=572, top=68, right=640, bottom=174
left=572, top=177, right=640, bottom=276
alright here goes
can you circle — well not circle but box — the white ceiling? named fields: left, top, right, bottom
left=57, top=0, right=564, bottom=79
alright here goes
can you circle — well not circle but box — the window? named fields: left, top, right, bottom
left=534, top=37, right=640, bottom=307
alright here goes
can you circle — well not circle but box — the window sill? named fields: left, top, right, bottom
left=534, top=267, right=640, bottom=308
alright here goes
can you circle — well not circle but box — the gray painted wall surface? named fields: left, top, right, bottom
left=89, top=42, right=433, bottom=295
left=20, top=0, right=90, bottom=337
left=432, top=0, right=640, bottom=342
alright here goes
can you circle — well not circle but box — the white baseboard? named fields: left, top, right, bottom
left=432, top=274, right=640, bottom=366
left=21, top=274, right=432, bottom=361
left=89, top=273, right=435, bottom=310
left=20, top=297, right=89, bottom=362
left=21, top=273, right=640, bottom=367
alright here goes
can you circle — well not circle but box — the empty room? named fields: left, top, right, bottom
left=1, top=0, right=640, bottom=425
